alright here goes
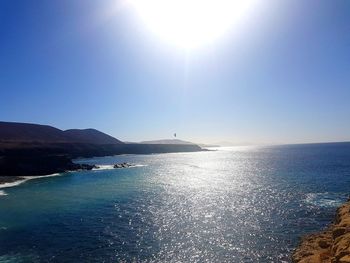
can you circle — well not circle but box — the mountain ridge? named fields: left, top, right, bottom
left=0, top=121, right=204, bottom=177
left=140, top=139, right=194, bottom=145
left=63, top=128, right=122, bottom=144
left=0, top=121, right=123, bottom=145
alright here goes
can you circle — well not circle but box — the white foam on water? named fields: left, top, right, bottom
left=0, top=179, right=28, bottom=189
left=305, top=192, right=345, bottom=208
left=0, top=163, right=148, bottom=194
left=131, top=164, right=147, bottom=168
left=0, top=173, right=62, bottom=192
left=93, top=164, right=147, bottom=171
left=93, top=165, right=115, bottom=171
left=22, top=173, right=61, bottom=180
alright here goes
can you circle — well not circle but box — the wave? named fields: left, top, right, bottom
left=22, top=173, right=61, bottom=180
left=0, top=179, right=28, bottom=189
left=0, top=173, right=62, bottom=192
left=305, top=192, right=346, bottom=208
left=0, top=164, right=147, bottom=195
left=93, top=164, right=147, bottom=171
left=92, top=165, right=115, bottom=171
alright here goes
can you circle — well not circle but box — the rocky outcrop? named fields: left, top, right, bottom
left=0, top=121, right=204, bottom=178
left=0, top=142, right=203, bottom=177
left=293, top=201, right=350, bottom=263
left=0, top=155, right=96, bottom=177
left=113, top=162, right=133, bottom=168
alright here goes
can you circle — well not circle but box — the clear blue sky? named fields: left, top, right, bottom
left=1, top=0, right=349, bottom=144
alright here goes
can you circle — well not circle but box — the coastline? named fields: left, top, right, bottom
left=0, top=163, right=145, bottom=193
left=0, top=142, right=203, bottom=178
left=293, top=200, right=350, bottom=263
left=0, top=173, right=62, bottom=190
left=0, top=176, right=23, bottom=185
left=0, top=142, right=201, bottom=191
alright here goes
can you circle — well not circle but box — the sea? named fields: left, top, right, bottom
left=0, top=143, right=350, bottom=262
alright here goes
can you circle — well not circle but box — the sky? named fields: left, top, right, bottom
left=1, top=0, right=350, bottom=145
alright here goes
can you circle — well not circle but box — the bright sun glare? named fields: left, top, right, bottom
left=130, top=0, right=257, bottom=49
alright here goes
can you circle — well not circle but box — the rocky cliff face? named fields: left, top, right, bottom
left=293, top=201, right=350, bottom=263
left=0, top=121, right=204, bottom=177
left=0, top=143, right=204, bottom=177
left=0, top=155, right=96, bottom=176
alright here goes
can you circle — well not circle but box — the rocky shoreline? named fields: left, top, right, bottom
left=0, top=161, right=135, bottom=186
left=0, top=155, right=96, bottom=177
left=293, top=200, right=350, bottom=263
left=0, top=141, right=203, bottom=180
left=0, top=176, right=24, bottom=185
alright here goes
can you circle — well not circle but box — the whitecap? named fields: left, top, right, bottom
left=0, top=190, right=7, bottom=196
left=93, top=165, right=115, bottom=171
left=305, top=192, right=345, bottom=207
left=93, top=164, right=147, bottom=171
left=131, top=164, right=147, bottom=168
left=0, top=173, right=62, bottom=191
left=0, top=179, right=28, bottom=189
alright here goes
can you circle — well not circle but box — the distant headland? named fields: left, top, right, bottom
left=0, top=121, right=204, bottom=180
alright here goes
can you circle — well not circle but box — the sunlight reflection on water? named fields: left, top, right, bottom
left=0, top=144, right=350, bottom=262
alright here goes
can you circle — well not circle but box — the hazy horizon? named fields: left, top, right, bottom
left=1, top=1, right=349, bottom=145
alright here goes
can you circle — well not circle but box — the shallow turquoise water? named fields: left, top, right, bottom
left=1, top=143, right=350, bottom=262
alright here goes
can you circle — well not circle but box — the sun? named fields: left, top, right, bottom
left=129, top=0, right=257, bottom=49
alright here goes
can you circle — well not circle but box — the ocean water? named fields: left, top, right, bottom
left=1, top=143, right=350, bottom=262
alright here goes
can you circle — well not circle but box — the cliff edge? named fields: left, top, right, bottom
left=293, top=200, right=350, bottom=263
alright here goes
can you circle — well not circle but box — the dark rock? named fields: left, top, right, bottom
left=0, top=121, right=204, bottom=177
left=0, top=155, right=97, bottom=176
left=318, top=239, right=331, bottom=249
left=333, top=227, right=347, bottom=239
left=113, top=162, right=132, bottom=169
left=79, top=164, right=97, bottom=170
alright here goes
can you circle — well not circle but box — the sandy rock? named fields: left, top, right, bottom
left=293, top=201, right=350, bottom=263
left=338, top=255, right=350, bottom=263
